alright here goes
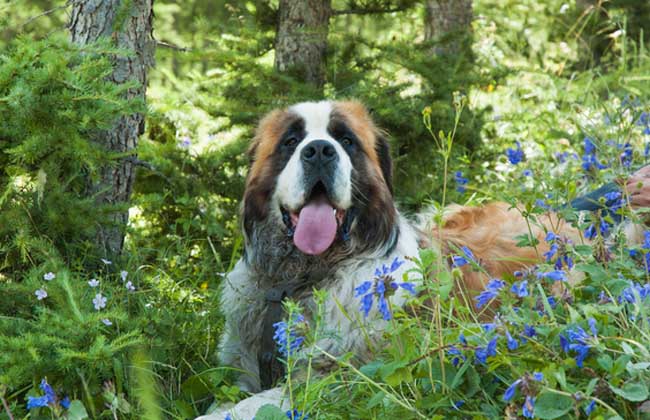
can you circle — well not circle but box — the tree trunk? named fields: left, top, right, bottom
left=68, top=0, right=154, bottom=257
left=274, top=0, right=332, bottom=90
left=424, top=0, right=473, bottom=56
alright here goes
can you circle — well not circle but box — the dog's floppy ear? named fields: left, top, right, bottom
left=374, top=131, right=393, bottom=194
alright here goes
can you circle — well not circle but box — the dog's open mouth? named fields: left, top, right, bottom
left=281, top=182, right=346, bottom=255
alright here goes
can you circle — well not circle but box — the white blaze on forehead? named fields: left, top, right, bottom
left=289, top=101, right=333, bottom=140
left=274, top=100, right=353, bottom=211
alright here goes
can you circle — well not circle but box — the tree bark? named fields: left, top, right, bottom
left=274, top=0, right=332, bottom=90
left=68, top=0, right=155, bottom=256
left=424, top=0, right=473, bottom=56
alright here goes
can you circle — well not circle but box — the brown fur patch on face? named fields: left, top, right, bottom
left=242, top=108, right=301, bottom=235
left=332, top=100, right=394, bottom=193
left=332, top=101, right=381, bottom=165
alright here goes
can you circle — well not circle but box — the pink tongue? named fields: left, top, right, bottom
left=293, top=200, right=337, bottom=255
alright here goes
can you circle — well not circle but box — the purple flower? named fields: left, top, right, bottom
left=273, top=314, right=305, bottom=356
left=100, top=258, right=112, bottom=265
left=101, top=318, right=113, bottom=326
left=88, top=278, right=99, bottom=287
left=506, top=141, right=525, bottom=165
left=125, top=281, right=136, bottom=292
left=120, top=270, right=128, bottom=281
left=93, top=293, right=107, bottom=310
left=35, top=288, right=48, bottom=300
left=43, top=272, right=55, bottom=281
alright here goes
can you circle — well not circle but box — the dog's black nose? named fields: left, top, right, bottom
left=301, top=140, right=338, bottom=165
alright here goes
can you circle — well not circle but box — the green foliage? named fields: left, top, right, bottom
left=0, top=36, right=140, bottom=272
left=4, top=1, right=650, bottom=419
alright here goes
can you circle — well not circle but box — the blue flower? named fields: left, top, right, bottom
left=506, top=330, right=519, bottom=350
left=584, top=400, right=596, bottom=416
left=455, top=171, right=469, bottom=193
left=60, top=396, right=70, bottom=410
left=523, top=324, right=536, bottom=338
left=452, top=246, right=476, bottom=267
left=286, top=409, right=308, bottom=419
left=532, top=372, right=543, bottom=381
left=523, top=169, right=532, bottom=177
left=545, top=232, right=557, bottom=242
left=475, top=279, right=505, bottom=309
left=273, top=314, right=305, bottom=356
left=447, top=346, right=465, bottom=367
left=547, top=296, right=557, bottom=308
left=511, top=280, right=528, bottom=298
left=506, top=141, right=525, bottom=165
left=535, top=198, right=550, bottom=210
left=582, top=137, right=608, bottom=172
left=543, top=243, right=558, bottom=262
left=584, top=219, right=611, bottom=239
left=224, top=414, right=232, bottom=420
left=26, top=395, right=49, bottom=409
left=40, top=379, right=56, bottom=404
left=503, top=378, right=522, bottom=401
left=618, top=143, right=633, bottom=167
left=390, top=281, right=417, bottom=295
left=618, top=282, right=650, bottom=304
left=452, top=400, right=465, bottom=409
left=561, top=323, right=597, bottom=367
left=474, top=336, right=498, bottom=364
left=536, top=270, right=567, bottom=282
left=522, top=395, right=536, bottom=418
left=374, top=257, right=405, bottom=277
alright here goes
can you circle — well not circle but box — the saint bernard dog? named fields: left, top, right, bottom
left=198, top=100, right=641, bottom=419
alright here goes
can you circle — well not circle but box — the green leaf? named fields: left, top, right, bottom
left=255, top=404, right=288, bottom=420
left=575, top=263, right=608, bottom=285
left=67, top=400, right=89, bottom=420
left=609, top=382, right=649, bottom=402
left=534, top=391, right=573, bottom=419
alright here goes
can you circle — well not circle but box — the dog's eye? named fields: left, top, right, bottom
left=284, top=136, right=298, bottom=147
left=341, top=137, right=353, bottom=147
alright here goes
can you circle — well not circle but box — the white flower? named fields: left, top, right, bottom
left=120, top=270, right=128, bottom=282
left=101, top=318, right=112, bottom=326
left=100, top=258, right=112, bottom=265
left=43, top=272, right=55, bottom=281
left=125, top=281, right=136, bottom=292
left=93, top=293, right=107, bottom=310
left=88, top=279, right=100, bottom=288
left=35, top=288, right=48, bottom=300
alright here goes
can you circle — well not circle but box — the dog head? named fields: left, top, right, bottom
left=242, top=100, right=397, bottom=259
